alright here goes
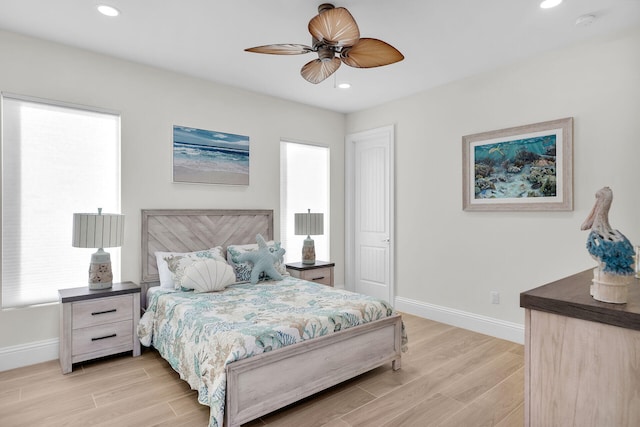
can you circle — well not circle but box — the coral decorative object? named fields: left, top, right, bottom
left=581, top=187, right=635, bottom=303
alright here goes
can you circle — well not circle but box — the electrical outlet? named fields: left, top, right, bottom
left=491, top=291, right=500, bottom=304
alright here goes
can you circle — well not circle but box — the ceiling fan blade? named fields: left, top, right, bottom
left=300, top=57, right=341, bottom=84
left=308, top=7, right=360, bottom=47
left=341, top=38, right=404, bottom=68
left=245, top=44, right=313, bottom=55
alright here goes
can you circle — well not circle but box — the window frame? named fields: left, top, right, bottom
left=280, top=140, right=330, bottom=264
left=1, top=92, right=121, bottom=309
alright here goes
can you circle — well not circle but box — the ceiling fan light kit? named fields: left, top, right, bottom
left=245, top=3, right=404, bottom=84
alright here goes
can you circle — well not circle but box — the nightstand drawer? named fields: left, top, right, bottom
left=72, top=320, right=133, bottom=355
left=299, top=267, right=332, bottom=286
left=72, top=295, right=133, bottom=329
left=59, top=282, right=141, bottom=374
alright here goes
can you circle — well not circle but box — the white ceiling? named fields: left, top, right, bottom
left=1, top=0, right=639, bottom=113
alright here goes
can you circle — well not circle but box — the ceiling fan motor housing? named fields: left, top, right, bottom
left=318, top=3, right=335, bottom=14
left=318, top=46, right=335, bottom=61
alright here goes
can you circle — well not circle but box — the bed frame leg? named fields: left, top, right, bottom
left=392, top=357, right=401, bottom=371
left=225, top=415, right=239, bottom=427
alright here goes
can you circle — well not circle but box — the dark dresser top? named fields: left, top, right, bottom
left=58, top=282, right=140, bottom=303
left=520, top=269, right=640, bottom=331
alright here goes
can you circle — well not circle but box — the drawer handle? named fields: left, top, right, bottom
left=311, top=276, right=325, bottom=281
left=91, top=309, right=117, bottom=316
left=92, top=334, right=117, bottom=341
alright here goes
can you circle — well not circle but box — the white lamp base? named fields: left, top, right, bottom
left=88, top=248, right=113, bottom=289
left=302, top=237, right=316, bottom=265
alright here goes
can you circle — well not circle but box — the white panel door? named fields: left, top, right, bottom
left=346, top=125, right=394, bottom=302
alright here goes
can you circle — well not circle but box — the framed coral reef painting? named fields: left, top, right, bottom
left=462, top=117, right=573, bottom=211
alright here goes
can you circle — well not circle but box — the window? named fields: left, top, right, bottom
left=1, top=93, right=120, bottom=308
left=280, top=141, right=329, bottom=263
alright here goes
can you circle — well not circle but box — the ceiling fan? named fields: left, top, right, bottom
left=245, top=3, right=404, bottom=84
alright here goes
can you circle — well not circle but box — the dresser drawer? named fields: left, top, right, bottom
left=299, top=267, right=333, bottom=286
left=72, top=319, right=133, bottom=356
left=72, top=294, right=133, bottom=329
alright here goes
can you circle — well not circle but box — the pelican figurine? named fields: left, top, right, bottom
left=581, top=187, right=635, bottom=276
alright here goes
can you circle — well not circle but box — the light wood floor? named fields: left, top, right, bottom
left=0, top=313, right=524, bottom=426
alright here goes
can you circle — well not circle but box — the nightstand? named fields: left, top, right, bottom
left=286, top=261, right=335, bottom=287
left=58, top=282, right=141, bottom=374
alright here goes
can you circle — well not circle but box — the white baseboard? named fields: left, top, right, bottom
left=0, top=338, right=59, bottom=372
left=394, top=296, right=525, bottom=344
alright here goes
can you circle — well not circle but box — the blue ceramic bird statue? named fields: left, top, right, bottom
left=581, top=187, right=635, bottom=276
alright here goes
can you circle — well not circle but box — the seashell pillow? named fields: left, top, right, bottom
left=155, top=247, right=225, bottom=289
left=180, top=259, right=236, bottom=293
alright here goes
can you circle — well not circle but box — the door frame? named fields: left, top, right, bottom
left=345, top=124, right=395, bottom=303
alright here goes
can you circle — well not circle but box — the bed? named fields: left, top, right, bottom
left=138, top=209, right=405, bottom=427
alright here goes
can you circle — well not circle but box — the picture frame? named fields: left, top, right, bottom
left=462, top=117, right=573, bottom=211
left=173, top=125, right=250, bottom=185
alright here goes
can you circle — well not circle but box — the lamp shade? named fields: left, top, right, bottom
left=294, top=210, right=324, bottom=236
left=72, top=212, right=124, bottom=249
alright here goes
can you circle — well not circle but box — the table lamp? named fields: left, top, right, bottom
left=72, top=208, right=124, bottom=289
left=294, top=209, right=324, bottom=265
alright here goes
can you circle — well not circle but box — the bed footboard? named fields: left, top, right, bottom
left=225, top=313, right=403, bottom=427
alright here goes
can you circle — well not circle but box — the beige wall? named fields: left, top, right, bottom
left=0, top=30, right=345, bottom=349
left=2, top=24, right=639, bottom=363
left=346, top=26, right=640, bottom=325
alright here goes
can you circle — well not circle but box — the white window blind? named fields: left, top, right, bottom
left=280, top=141, right=329, bottom=263
left=2, top=94, right=121, bottom=308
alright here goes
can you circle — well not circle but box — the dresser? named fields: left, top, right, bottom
left=59, top=282, right=141, bottom=374
left=286, top=261, right=335, bottom=287
left=520, top=269, right=640, bottom=427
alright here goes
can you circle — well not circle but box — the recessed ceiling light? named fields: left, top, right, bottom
left=540, top=0, right=562, bottom=8
left=97, top=5, right=120, bottom=17
left=337, top=82, right=351, bottom=89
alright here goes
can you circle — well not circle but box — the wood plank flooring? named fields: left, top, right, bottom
left=0, top=313, right=524, bottom=426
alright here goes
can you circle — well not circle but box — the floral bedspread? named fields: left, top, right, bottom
left=137, top=276, right=406, bottom=427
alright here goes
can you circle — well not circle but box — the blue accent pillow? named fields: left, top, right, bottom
left=228, top=234, right=286, bottom=284
left=227, top=239, right=287, bottom=282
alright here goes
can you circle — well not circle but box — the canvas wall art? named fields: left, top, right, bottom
left=462, top=117, right=573, bottom=211
left=173, top=125, right=250, bottom=185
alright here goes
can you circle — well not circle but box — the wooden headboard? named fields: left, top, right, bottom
left=140, top=209, right=273, bottom=306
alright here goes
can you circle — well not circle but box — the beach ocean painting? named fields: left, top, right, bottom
left=173, top=126, right=249, bottom=185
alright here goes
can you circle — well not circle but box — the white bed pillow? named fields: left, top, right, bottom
left=155, top=247, right=225, bottom=289
left=180, top=259, right=236, bottom=293
left=227, top=240, right=288, bottom=282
